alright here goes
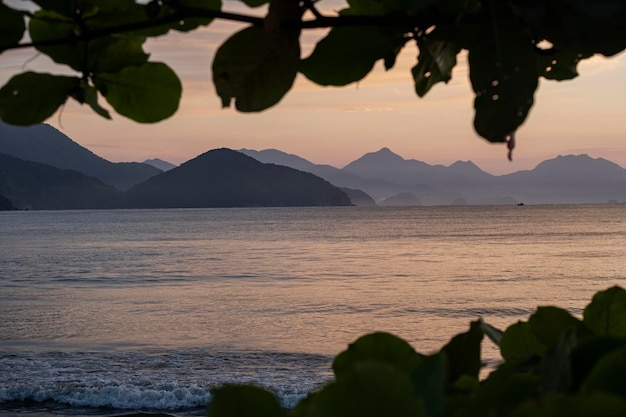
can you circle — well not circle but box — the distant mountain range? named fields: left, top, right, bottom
left=0, top=123, right=351, bottom=210
left=1, top=122, right=625, bottom=209
left=143, top=158, right=177, bottom=171
left=241, top=148, right=626, bottom=205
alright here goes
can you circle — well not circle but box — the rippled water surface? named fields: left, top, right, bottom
left=1, top=205, right=625, bottom=415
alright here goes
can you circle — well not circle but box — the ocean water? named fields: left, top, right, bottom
left=1, top=205, right=625, bottom=416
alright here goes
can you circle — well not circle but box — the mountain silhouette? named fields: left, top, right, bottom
left=0, top=153, right=121, bottom=209
left=243, top=148, right=626, bottom=205
left=0, top=122, right=161, bottom=190
left=3, top=121, right=625, bottom=207
left=0, top=193, right=15, bottom=210
left=379, top=192, right=423, bottom=206
left=143, top=158, right=177, bottom=171
left=123, top=148, right=352, bottom=208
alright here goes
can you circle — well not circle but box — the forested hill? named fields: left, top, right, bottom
left=123, top=148, right=352, bottom=208
left=0, top=122, right=161, bottom=191
left=0, top=153, right=122, bottom=210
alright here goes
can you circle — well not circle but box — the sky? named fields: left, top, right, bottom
left=1, top=1, right=625, bottom=175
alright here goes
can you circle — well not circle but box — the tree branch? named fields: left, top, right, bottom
left=4, top=6, right=461, bottom=52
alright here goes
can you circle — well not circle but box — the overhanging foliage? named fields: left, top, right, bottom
left=208, top=286, right=626, bottom=417
left=0, top=0, right=625, bottom=154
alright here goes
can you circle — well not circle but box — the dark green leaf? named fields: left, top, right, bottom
left=31, top=0, right=77, bottom=16
left=539, top=328, right=579, bottom=394
left=583, top=286, right=626, bottom=338
left=536, top=50, right=588, bottom=81
left=90, top=37, right=149, bottom=73
left=440, top=319, right=483, bottom=382
left=302, top=363, right=423, bottom=417
left=513, top=393, right=626, bottom=417
left=344, top=0, right=435, bottom=15
left=529, top=306, right=584, bottom=349
left=83, top=84, right=111, bottom=120
left=500, top=321, right=546, bottom=360
left=0, top=72, right=79, bottom=125
left=332, top=332, right=422, bottom=378
left=93, top=62, right=181, bottom=123
left=411, top=353, right=447, bottom=417
left=213, top=26, right=300, bottom=112
left=412, top=37, right=460, bottom=97
left=86, top=1, right=171, bottom=38
left=582, top=348, right=626, bottom=397
left=154, top=0, right=222, bottom=33
left=207, top=384, right=287, bottom=417
left=177, top=0, right=222, bottom=31
left=571, top=336, right=626, bottom=392
left=469, top=43, right=539, bottom=143
left=29, top=10, right=149, bottom=73
left=300, top=26, right=406, bottom=86
left=0, top=3, right=25, bottom=52
left=461, top=360, right=539, bottom=417
left=519, top=0, right=626, bottom=57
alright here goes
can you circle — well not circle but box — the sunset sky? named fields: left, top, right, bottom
left=1, top=1, right=625, bottom=175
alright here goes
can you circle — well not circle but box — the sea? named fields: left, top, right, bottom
left=1, top=205, right=625, bottom=416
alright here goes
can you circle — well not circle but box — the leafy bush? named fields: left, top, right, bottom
left=207, top=286, right=626, bottom=417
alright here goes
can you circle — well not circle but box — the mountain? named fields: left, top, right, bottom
left=343, top=147, right=496, bottom=187
left=0, top=153, right=122, bottom=209
left=500, top=154, right=626, bottom=204
left=123, top=148, right=352, bottom=208
left=379, top=192, right=422, bottom=206
left=0, top=193, right=15, bottom=210
left=243, top=148, right=626, bottom=205
left=341, top=188, right=377, bottom=207
left=343, top=147, right=433, bottom=184
left=239, top=148, right=342, bottom=179
left=143, top=158, right=176, bottom=171
left=0, top=122, right=161, bottom=190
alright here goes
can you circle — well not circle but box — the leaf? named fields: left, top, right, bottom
left=302, top=363, right=423, bottom=417
left=500, top=321, right=546, bottom=360
left=519, top=0, right=626, bottom=57
left=0, top=72, right=79, bottom=125
left=536, top=50, right=589, bottom=81
left=212, top=26, right=300, bottom=112
left=207, top=384, right=287, bottom=417
left=344, top=0, right=435, bottom=15
left=462, top=360, right=539, bottom=416
left=583, top=286, right=626, bottom=338
left=469, top=43, right=539, bottom=143
left=412, top=37, right=460, bottom=97
left=528, top=306, right=584, bottom=349
left=571, top=336, right=626, bottom=392
left=29, top=10, right=149, bottom=73
left=0, top=3, right=25, bottom=52
left=31, top=0, right=77, bottom=16
left=513, top=393, right=626, bottom=417
left=300, top=26, right=407, bottom=86
left=93, top=62, right=181, bottom=123
left=411, top=353, right=447, bottom=417
left=582, top=348, right=626, bottom=397
left=332, top=332, right=423, bottom=378
left=82, top=83, right=112, bottom=120
left=155, top=0, right=222, bottom=33
left=539, top=328, right=580, bottom=394
left=440, top=319, right=483, bottom=382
